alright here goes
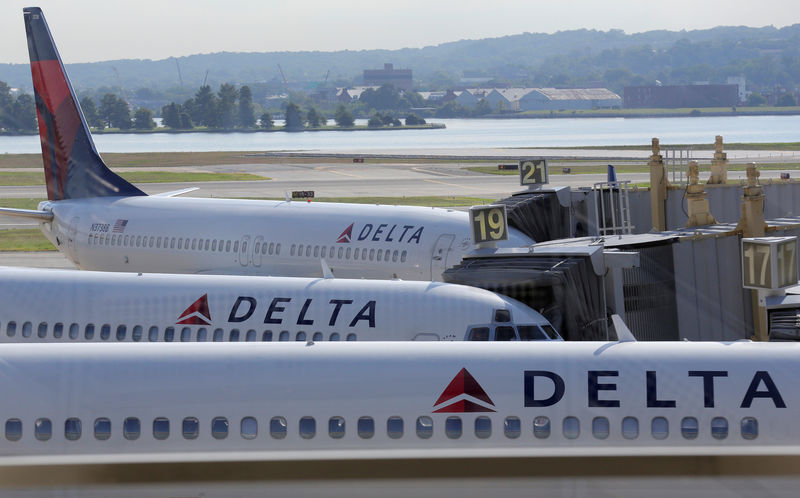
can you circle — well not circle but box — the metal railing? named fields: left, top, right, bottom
left=593, top=180, right=634, bottom=236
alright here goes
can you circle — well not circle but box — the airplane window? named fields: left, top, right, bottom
left=177, top=238, right=183, bottom=250
left=213, top=329, right=224, bottom=342
left=495, top=326, right=517, bottom=341
left=296, top=244, right=303, bottom=256
left=5, top=419, right=22, bottom=441
left=94, top=418, right=111, bottom=441
left=136, top=235, right=142, bottom=247
left=123, top=417, right=140, bottom=440
left=170, top=238, right=175, bottom=249
left=69, top=323, right=78, bottom=340
left=105, top=234, right=110, bottom=245
left=22, top=321, right=32, bottom=338
left=180, top=327, right=191, bottom=342
left=111, top=235, right=117, bottom=245
left=6, top=321, right=15, bottom=337
left=212, top=417, right=229, bottom=440
left=254, top=242, right=260, bottom=254
left=680, top=417, right=698, bottom=439
left=290, top=244, right=296, bottom=256
left=164, top=327, right=175, bottom=342
left=204, top=240, right=210, bottom=251
left=354, top=248, right=360, bottom=260
left=563, top=416, right=580, bottom=439
left=268, top=242, right=274, bottom=255
left=241, top=417, right=258, bottom=440
left=279, top=331, right=290, bottom=341
left=541, top=325, right=560, bottom=340
left=401, top=250, right=407, bottom=262
left=346, top=333, right=357, bottom=341
left=475, top=416, right=491, bottom=439
left=416, top=416, right=433, bottom=439
left=88, top=235, right=93, bottom=245
left=191, top=239, right=197, bottom=250
left=53, top=323, right=63, bottom=339
left=270, top=417, right=287, bottom=439
left=651, top=417, right=669, bottom=440
left=741, top=417, right=758, bottom=440
left=312, top=332, right=323, bottom=341
left=711, top=417, right=728, bottom=440
left=132, top=326, right=143, bottom=342
left=505, top=417, right=521, bottom=439
left=198, top=238, right=204, bottom=249
left=392, top=250, right=398, bottom=262
left=246, top=330, right=256, bottom=341
left=303, top=245, right=309, bottom=257
left=330, top=332, right=340, bottom=341
left=84, top=323, right=95, bottom=340
left=100, top=324, right=110, bottom=340
left=117, top=325, right=128, bottom=341
left=242, top=241, right=247, bottom=253
left=296, top=331, right=306, bottom=341
left=346, top=247, right=351, bottom=259
left=35, top=418, right=52, bottom=441
left=156, top=237, right=161, bottom=248
left=149, top=236, right=154, bottom=247
left=148, top=326, right=159, bottom=342
left=314, top=245, right=319, bottom=258
left=518, top=325, right=547, bottom=341
left=229, top=329, right=240, bottom=342
left=338, top=247, right=343, bottom=259
left=124, top=235, right=129, bottom=246
left=320, top=246, right=326, bottom=258
left=358, top=417, right=375, bottom=439
left=384, top=250, right=390, bottom=262
left=64, top=418, right=82, bottom=441
left=153, top=417, right=170, bottom=440
left=226, top=241, right=231, bottom=252
left=37, top=322, right=47, bottom=339
left=622, top=416, right=639, bottom=439
left=182, top=417, right=199, bottom=440
left=262, top=331, right=273, bottom=342
left=197, top=328, right=207, bottom=342
left=329, top=416, right=345, bottom=439
left=218, top=240, right=224, bottom=252
left=445, top=417, right=462, bottom=439
left=592, top=417, right=610, bottom=439
left=275, top=243, right=281, bottom=255
left=299, top=416, right=316, bottom=439
left=375, top=249, right=381, bottom=261
left=262, top=244, right=268, bottom=255
left=211, top=240, right=217, bottom=251
left=387, top=416, right=404, bottom=439
left=467, top=327, right=490, bottom=341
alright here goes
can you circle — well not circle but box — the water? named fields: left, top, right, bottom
left=2, top=115, right=799, bottom=154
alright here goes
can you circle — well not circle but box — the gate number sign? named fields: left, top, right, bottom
left=470, top=205, right=508, bottom=244
left=742, top=237, right=798, bottom=290
left=519, top=159, right=548, bottom=186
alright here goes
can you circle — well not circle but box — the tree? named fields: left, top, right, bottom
left=747, top=92, right=766, bottom=106
left=334, top=104, right=354, bottom=127
left=306, top=107, right=324, bottom=127
left=405, top=113, right=425, bottom=125
left=161, top=102, right=181, bottom=129
left=179, top=112, right=193, bottom=129
left=259, top=112, right=273, bottom=129
left=473, top=99, right=492, bottom=116
left=367, top=114, right=384, bottom=127
left=777, top=94, right=797, bottom=107
left=80, top=97, right=103, bottom=129
left=238, top=85, right=255, bottom=128
left=193, top=85, right=218, bottom=127
left=6, top=94, right=36, bottom=132
left=98, top=94, right=131, bottom=129
left=359, top=84, right=402, bottom=110
left=133, top=108, right=155, bottom=129
left=217, top=83, right=238, bottom=129
left=284, top=102, right=304, bottom=130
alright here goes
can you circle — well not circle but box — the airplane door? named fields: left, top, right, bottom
left=252, top=236, right=264, bottom=267
left=239, top=235, right=251, bottom=267
left=67, top=216, right=80, bottom=265
left=430, top=233, right=455, bottom=279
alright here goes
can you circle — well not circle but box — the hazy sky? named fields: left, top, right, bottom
left=1, top=0, right=797, bottom=64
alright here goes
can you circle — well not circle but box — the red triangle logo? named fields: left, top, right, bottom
left=336, top=223, right=353, bottom=243
left=432, top=368, right=495, bottom=413
left=177, top=294, right=212, bottom=325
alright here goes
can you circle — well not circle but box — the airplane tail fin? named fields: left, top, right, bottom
left=24, top=7, right=146, bottom=201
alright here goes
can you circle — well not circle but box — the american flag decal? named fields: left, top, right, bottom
left=112, top=219, right=128, bottom=233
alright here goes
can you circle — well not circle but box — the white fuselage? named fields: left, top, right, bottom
left=0, top=267, right=556, bottom=343
left=38, top=197, right=533, bottom=281
left=0, top=340, right=795, bottom=465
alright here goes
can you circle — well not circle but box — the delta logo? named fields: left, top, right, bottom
left=335, top=222, right=424, bottom=244
left=176, top=294, right=212, bottom=325
left=432, top=368, right=496, bottom=413
left=336, top=223, right=353, bottom=243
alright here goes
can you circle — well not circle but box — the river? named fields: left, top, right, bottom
left=1, top=115, right=799, bottom=154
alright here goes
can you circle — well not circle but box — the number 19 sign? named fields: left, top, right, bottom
left=742, top=236, right=798, bottom=290
left=470, top=205, right=508, bottom=245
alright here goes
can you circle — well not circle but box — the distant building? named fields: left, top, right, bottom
left=518, top=88, right=621, bottom=111
left=363, top=63, right=413, bottom=91
left=726, top=76, right=747, bottom=103
left=623, top=84, right=739, bottom=108
left=455, top=88, right=491, bottom=108
left=485, top=88, right=531, bottom=111
left=336, top=86, right=380, bottom=103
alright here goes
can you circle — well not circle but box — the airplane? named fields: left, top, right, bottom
left=0, top=340, right=794, bottom=467
left=0, top=267, right=560, bottom=342
left=0, top=7, right=534, bottom=282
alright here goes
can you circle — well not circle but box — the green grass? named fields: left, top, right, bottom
left=0, top=229, right=55, bottom=251
left=238, top=196, right=495, bottom=207
left=0, top=171, right=270, bottom=186
left=0, top=198, right=46, bottom=209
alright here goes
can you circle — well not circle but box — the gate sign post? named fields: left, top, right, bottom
left=519, top=159, right=548, bottom=186
left=470, top=204, right=508, bottom=246
left=742, top=236, right=798, bottom=290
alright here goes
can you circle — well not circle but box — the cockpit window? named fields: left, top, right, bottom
left=495, top=326, right=517, bottom=341
left=466, top=327, right=490, bottom=341
left=518, top=325, right=547, bottom=341
left=541, top=324, right=560, bottom=340
left=494, top=309, right=511, bottom=323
